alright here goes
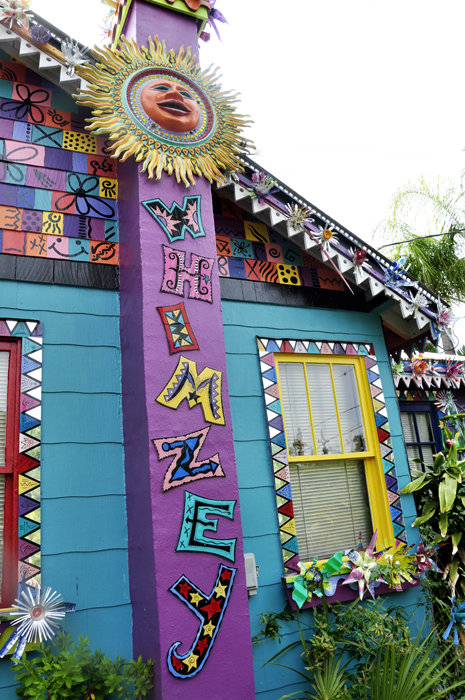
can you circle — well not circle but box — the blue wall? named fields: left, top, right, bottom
left=222, top=298, right=424, bottom=700
left=0, top=280, right=131, bottom=697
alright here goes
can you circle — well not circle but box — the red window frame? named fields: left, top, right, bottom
left=0, top=338, right=21, bottom=608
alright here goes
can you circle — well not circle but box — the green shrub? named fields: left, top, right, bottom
left=12, top=631, right=154, bottom=700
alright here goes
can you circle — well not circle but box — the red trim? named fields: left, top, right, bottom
left=0, top=339, right=21, bottom=607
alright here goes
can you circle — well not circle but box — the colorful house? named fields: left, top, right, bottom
left=0, top=1, right=452, bottom=699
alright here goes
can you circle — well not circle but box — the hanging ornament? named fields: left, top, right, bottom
left=443, top=596, right=465, bottom=645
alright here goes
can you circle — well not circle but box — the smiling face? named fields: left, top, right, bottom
left=140, top=79, right=200, bottom=132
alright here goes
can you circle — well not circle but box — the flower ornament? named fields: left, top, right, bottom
left=0, top=0, right=30, bottom=30
left=411, top=353, right=429, bottom=378
left=292, top=558, right=323, bottom=608
left=61, top=37, right=88, bottom=77
left=382, top=257, right=418, bottom=291
left=286, top=203, right=314, bottom=231
left=343, top=530, right=379, bottom=600
left=248, top=172, right=279, bottom=204
left=377, top=540, right=416, bottom=592
left=349, top=247, right=366, bottom=267
left=436, top=390, right=459, bottom=416
left=415, top=540, right=440, bottom=577
left=29, top=24, right=51, bottom=45
left=436, top=301, right=455, bottom=332
left=313, top=225, right=338, bottom=253
left=443, top=596, right=465, bottom=645
left=220, top=168, right=239, bottom=186
left=0, top=585, right=75, bottom=662
left=445, top=359, right=463, bottom=380
left=206, top=1, right=228, bottom=42
left=408, top=290, right=430, bottom=311
left=391, top=360, right=404, bottom=375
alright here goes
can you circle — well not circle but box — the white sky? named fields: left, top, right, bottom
left=31, top=0, right=465, bottom=344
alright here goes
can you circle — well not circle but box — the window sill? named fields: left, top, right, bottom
left=281, top=575, right=421, bottom=610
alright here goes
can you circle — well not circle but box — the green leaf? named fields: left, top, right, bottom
left=413, top=508, right=436, bottom=526
left=401, top=473, right=430, bottom=494
left=439, top=511, right=448, bottom=536
left=443, top=473, right=458, bottom=512
left=452, top=531, right=463, bottom=554
left=434, top=451, right=446, bottom=469
left=439, top=479, right=447, bottom=513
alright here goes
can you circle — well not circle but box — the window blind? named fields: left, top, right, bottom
left=332, top=365, right=366, bottom=453
left=289, top=459, right=373, bottom=560
left=306, top=364, right=341, bottom=455
left=0, top=352, right=9, bottom=467
left=400, top=412, right=416, bottom=442
left=280, top=363, right=314, bottom=456
left=416, top=413, right=434, bottom=443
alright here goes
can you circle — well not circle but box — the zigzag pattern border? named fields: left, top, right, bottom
left=257, top=337, right=405, bottom=573
left=0, top=320, right=42, bottom=589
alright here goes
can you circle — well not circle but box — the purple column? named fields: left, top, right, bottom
left=118, top=3, right=256, bottom=698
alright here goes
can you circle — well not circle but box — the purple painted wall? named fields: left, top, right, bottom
left=119, top=3, right=255, bottom=698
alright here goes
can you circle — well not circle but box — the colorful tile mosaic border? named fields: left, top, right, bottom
left=257, top=337, right=405, bottom=573
left=0, top=319, right=42, bottom=589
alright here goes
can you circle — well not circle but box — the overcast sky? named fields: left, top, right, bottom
left=32, top=0, right=465, bottom=344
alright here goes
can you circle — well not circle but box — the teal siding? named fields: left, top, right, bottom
left=222, top=299, right=423, bottom=700
left=0, top=281, right=130, bottom=697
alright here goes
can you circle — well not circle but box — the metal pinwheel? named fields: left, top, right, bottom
left=443, top=596, right=465, bottom=645
left=343, top=530, right=379, bottom=600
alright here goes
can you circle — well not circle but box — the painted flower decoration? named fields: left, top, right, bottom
left=343, top=530, right=379, bottom=600
left=61, top=37, right=88, bottom=77
left=0, top=585, right=75, bottom=662
left=0, top=0, right=30, bottom=30
left=443, top=595, right=465, bottom=645
left=29, top=23, right=51, bottom=45
left=286, top=203, right=314, bottom=231
left=248, top=172, right=279, bottom=204
left=377, top=540, right=416, bottom=592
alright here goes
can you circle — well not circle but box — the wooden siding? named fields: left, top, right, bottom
left=0, top=280, right=129, bottom=697
left=222, top=299, right=424, bottom=700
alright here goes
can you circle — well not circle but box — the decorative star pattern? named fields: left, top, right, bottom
left=167, top=564, right=236, bottom=678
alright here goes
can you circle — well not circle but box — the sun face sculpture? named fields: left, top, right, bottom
left=75, top=36, right=253, bottom=187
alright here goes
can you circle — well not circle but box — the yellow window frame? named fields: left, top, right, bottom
left=275, top=353, right=393, bottom=548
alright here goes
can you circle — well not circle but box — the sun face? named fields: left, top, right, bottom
left=76, top=36, right=253, bottom=187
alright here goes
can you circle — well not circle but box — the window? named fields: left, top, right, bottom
left=276, top=354, right=393, bottom=562
left=400, top=403, right=441, bottom=476
left=0, top=339, right=20, bottom=607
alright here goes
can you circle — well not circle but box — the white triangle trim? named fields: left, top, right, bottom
left=25, top=406, right=41, bottom=421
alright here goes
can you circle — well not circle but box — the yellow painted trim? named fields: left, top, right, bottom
left=275, top=353, right=394, bottom=547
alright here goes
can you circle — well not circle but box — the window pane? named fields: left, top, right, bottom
left=306, top=364, right=342, bottom=455
left=406, top=444, right=422, bottom=476
left=0, top=353, right=9, bottom=467
left=289, top=459, right=373, bottom=560
left=421, top=445, right=435, bottom=471
left=400, top=412, right=416, bottom=443
left=416, top=413, right=434, bottom=443
left=332, top=365, right=367, bottom=453
left=279, top=363, right=314, bottom=456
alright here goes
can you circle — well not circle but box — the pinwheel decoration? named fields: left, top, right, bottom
left=313, top=225, right=338, bottom=254
left=0, top=0, right=30, bottom=30
left=343, top=530, right=379, bottom=600
left=435, top=390, right=460, bottom=416
left=248, top=172, right=279, bottom=204
left=377, top=540, right=416, bottom=592
left=0, top=586, right=75, bottom=662
left=382, top=257, right=418, bottom=292
left=411, top=353, right=429, bottom=379
left=285, top=203, right=314, bottom=231
left=414, top=540, right=440, bottom=577
left=443, top=596, right=465, bottom=645
left=292, top=558, right=324, bottom=608
left=445, top=359, right=463, bottom=380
